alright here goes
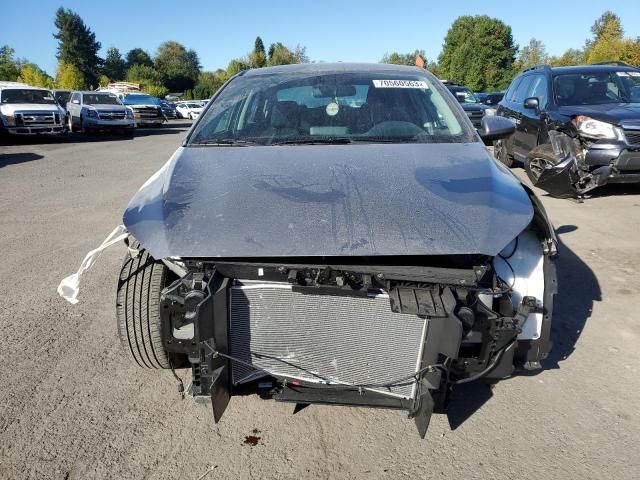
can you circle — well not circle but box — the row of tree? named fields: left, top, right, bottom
left=1, top=9, right=638, bottom=98
left=382, top=11, right=639, bottom=91
left=0, top=7, right=307, bottom=99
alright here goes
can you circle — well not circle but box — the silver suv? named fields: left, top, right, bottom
left=67, top=91, right=135, bottom=136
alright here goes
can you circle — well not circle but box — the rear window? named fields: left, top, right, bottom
left=189, top=71, right=475, bottom=146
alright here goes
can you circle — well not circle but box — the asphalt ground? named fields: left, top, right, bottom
left=1, top=121, right=639, bottom=479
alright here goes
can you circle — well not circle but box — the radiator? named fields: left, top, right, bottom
left=229, top=281, right=428, bottom=399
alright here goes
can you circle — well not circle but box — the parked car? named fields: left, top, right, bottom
left=443, top=83, right=488, bottom=127
left=481, top=91, right=505, bottom=106
left=0, top=81, right=66, bottom=137
left=52, top=89, right=72, bottom=109
left=160, top=100, right=177, bottom=119
left=66, top=91, right=136, bottom=136
left=495, top=63, right=640, bottom=197
left=114, top=63, right=557, bottom=439
left=175, top=102, right=203, bottom=119
left=118, top=93, right=164, bottom=127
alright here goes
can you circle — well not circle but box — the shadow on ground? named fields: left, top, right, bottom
left=446, top=225, right=600, bottom=430
left=0, top=152, right=44, bottom=168
left=0, top=121, right=192, bottom=146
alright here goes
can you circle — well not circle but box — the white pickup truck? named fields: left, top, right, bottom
left=0, top=82, right=66, bottom=137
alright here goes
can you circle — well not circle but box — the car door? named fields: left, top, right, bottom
left=508, top=75, right=535, bottom=159
left=68, top=93, right=80, bottom=122
left=519, top=74, right=550, bottom=154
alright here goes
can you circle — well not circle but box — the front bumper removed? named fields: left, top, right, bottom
left=159, top=258, right=549, bottom=439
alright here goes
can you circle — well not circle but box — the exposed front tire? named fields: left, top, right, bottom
left=493, top=139, right=514, bottom=167
left=524, top=144, right=559, bottom=184
left=116, top=246, right=173, bottom=369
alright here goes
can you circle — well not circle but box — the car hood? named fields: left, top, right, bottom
left=89, top=104, right=128, bottom=111
left=557, top=103, right=640, bottom=125
left=0, top=103, right=63, bottom=114
left=127, top=104, right=160, bottom=108
left=123, top=143, right=534, bottom=259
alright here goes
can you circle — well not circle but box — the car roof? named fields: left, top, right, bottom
left=0, top=82, right=46, bottom=90
left=523, top=64, right=640, bottom=76
left=242, top=62, right=430, bottom=77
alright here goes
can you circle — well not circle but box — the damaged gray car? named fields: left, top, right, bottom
left=115, top=63, right=557, bottom=438
left=495, top=63, right=640, bottom=197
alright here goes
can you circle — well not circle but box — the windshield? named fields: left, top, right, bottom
left=84, top=94, right=121, bottom=105
left=1, top=89, right=56, bottom=105
left=448, top=87, right=478, bottom=104
left=188, top=71, right=472, bottom=146
left=554, top=71, right=640, bottom=105
left=121, top=94, right=160, bottom=105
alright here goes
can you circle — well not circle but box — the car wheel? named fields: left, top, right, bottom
left=524, top=144, right=558, bottom=184
left=493, top=139, right=514, bottom=167
left=116, top=245, right=174, bottom=369
left=189, top=112, right=193, bottom=120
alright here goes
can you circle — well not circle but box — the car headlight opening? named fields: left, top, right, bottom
left=572, top=115, right=620, bottom=140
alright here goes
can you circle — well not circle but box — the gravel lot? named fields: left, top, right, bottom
left=1, top=122, right=639, bottom=480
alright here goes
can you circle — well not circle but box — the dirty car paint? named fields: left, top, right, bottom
left=123, top=143, right=533, bottom=259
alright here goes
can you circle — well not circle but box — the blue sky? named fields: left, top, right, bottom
left=3, top=0, right=639, bottom=75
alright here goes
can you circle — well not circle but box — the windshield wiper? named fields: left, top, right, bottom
left=269, top=137, right=353, bottom=146
left=190, top=138, right=259, bottom=146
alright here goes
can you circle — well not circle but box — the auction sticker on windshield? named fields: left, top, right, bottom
left=372, top=80, right=429, bottom=88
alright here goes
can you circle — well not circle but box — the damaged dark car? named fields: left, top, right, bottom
left=495, top=63, right=640, bottom=197
left=116, top=63, right=557, bottom=438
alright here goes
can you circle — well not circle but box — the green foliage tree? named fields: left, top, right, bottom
left=125, top=64, right=163, bottom=85
left=53, top=7, right=102, bottom=88
left=144, top=84, right=169, bottom=99
left=438, top=15, right=517, bottom=91
left=55, top=61, right=85, bottom=89
left=17, top=64, right=55, bottom=88
left=103, top=47, right=126, bottom=81
left=590, top=11, right=623, bottom=44
left=381, top=50, right=427, bottom=66
left=548, top=48, right=586, bottom=67
left=154, top=41, right=201, bottom=92
left=249, top=36, right=267, bottom=68
left=125, top=64, right=167, bottom=98
left=226, top=58, right=251, bottom=76
left=193, top=70, right=228, bottom=99
left=125, top=48, right=153, bottom=68
left=98, top=74, right=110, bottom=87
left=267, top=43, right=308, bottom=66
left=514, top=38, right=548, bottom=72
left=585, top=11, right=638, bottom=64
left=0, top=45, right=21, bottom=81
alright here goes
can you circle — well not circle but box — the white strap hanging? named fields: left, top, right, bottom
left=57, top=225, right=129, bottom=304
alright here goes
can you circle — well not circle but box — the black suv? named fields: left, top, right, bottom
left=444, top=83, right=488, bottom=128
left=495, top=63, right=640, bottom=197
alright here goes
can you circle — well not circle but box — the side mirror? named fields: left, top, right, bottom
left=523, top=97, right=539, bottom=110
left=72, top=99, right=80, bottom=104
left=478, top=115, right=516, bottom=144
